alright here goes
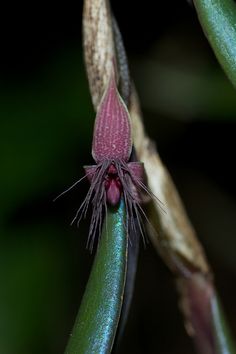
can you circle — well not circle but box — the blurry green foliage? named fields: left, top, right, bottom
left=0, top=48, right=92, bottom=218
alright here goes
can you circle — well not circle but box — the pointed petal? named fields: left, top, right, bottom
left=84, top=165, right=97, bottom=184
left=127, top=162, right=144, bottom=181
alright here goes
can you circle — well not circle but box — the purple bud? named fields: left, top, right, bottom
left=92, top=71, right=132, bottom=163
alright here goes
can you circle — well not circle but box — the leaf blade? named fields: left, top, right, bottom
left=193, top=0, right=236, bottom=88
left=211, top=295, right=236, bottom=354
left=65, top=199, right=127, bottom=354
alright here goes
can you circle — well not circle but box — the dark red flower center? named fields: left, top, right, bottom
left=105, top=164, right=122, bottom=206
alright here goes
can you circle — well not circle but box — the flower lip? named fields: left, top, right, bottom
left=105, top=164, right=122, bottom=206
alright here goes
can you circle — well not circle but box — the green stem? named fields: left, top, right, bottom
left=65, top=199, right=127, bottom=354
left=193, top=0, right=236, bottom=87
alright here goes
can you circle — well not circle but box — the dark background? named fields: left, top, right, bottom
left=1, top=1, right=236, bottom=353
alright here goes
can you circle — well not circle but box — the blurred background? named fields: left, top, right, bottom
left=1, top=1, right=236, bottom=353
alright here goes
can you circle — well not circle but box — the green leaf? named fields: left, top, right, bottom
left=65, top=199, right=128, bottom=354
left=193, top=0, right=236, bottom=88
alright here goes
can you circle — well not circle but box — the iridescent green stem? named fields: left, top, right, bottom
left=193, top=0, right=236, bottom=87
left=65, top=199, right=127, bottom=354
